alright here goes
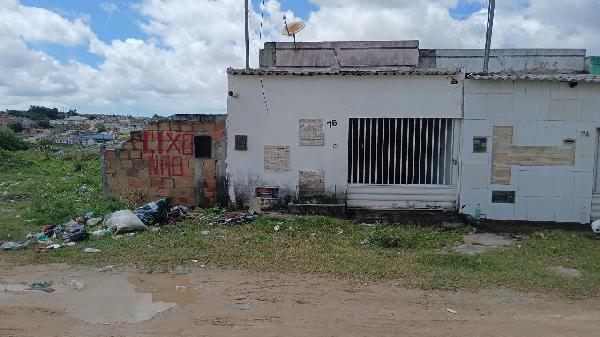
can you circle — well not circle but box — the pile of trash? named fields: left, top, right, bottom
left=213, top=213, right=259, bottom=226
left=1, top=198, right=190, bottom=252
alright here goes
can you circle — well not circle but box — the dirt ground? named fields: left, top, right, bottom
left=1, top=262, right=599, bottom=337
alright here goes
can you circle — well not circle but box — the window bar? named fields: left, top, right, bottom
left=424, top=118, right=429, bottom=185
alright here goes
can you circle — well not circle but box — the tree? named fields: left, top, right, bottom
left=35, top=119, right=51, bottom=129
left=95, top=122, right=107, bottom=133
left=8, top=122, right=24, bottom=133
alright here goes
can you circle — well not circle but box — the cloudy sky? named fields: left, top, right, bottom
left=1, top=0, right=599, bottom=116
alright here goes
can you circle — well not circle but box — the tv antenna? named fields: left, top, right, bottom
left=282, top=15, right=305, bottom=49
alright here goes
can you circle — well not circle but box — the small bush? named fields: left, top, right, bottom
left=0, top=129, right=30, bottom=151
left=0, top=148, right=33, bottom=170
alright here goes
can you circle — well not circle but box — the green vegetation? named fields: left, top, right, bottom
left=0, top=129, right=30, bottom=151
left=95, top=122, right=107, bottom=133
left=1, top=148, right=600, bottom=297
left=5, top=105, right=76, bottom=121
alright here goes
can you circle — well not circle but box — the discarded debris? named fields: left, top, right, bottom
left=134, top=198, right=171, bottom=226
left=446, top=308, right=458, bottom=314
left=99, top=265, right=115, bottom=272
left=87, top=217, right=103, bottom=227
left=70, top=280, right=86, bottom=291
left=167, top=205, right=189, bottom=223
left=83, top=248, right=101, bottom=253
left=200, top=230, right=210, bottom=235
left=91, top=228, right=113, bottom=237
left=232, top=301, right=252, bottom=310
left=592, top=219, right=600, bottom=234
left=215, top=213, right=259, bottom=225
left=26, top=281, right=55, bottom=293
left=1, top=239, right=36, bottom=251
left=64, top=224, right=88, bottom=243
left=106, top=210, right=148, bottom=234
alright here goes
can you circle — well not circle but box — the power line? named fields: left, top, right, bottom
left=436, top=1, right=479, bottom=47
left=477, top=0, right=488, bottom=48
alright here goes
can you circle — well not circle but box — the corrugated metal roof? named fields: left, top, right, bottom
left=465, top=73, right=600, bottom=82
left=227, top=67, right=460, bottom=76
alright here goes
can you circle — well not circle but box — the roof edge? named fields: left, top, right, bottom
left=227, top=67, right=461, bottom=76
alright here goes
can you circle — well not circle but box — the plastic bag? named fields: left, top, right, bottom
left=592, top=219, right=600, bottom=234
left=105, top=210, right=148, bottom=234
left=1, top=239, right=36, bottom=250
left=63, top=225, right=88, bottom=243
left=133, top=198, right=171, bottom=226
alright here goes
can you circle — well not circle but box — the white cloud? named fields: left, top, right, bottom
left=0, top=0, right=599, bottom=115
left=0, top=0, right=92, bottom=46
left=100, top=2, right=119, bottom=13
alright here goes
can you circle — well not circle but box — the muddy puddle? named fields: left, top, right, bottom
left=1, top=272, right=200, bottom=325
left=127, top=274, right=199, bottom=306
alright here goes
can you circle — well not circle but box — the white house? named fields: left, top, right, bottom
left=227, top=41, right=600, bottom=224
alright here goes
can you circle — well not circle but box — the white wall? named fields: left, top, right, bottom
left=460, top=80, right=600, bottom=223
left=434, top=49, right=586, bottom=74
left=227, top=74, right=462, bottom=202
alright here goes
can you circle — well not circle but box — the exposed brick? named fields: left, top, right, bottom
left=193, top=123, right=205, bottom=132
left=133, top=160, right=146, bottom=169
left=151, top=177, right=163, bottom=187
left=130, top=150, right=142, bottom=159
left=121, top=159, right=133, bottom=168
left=128, top=177, right=142, bottom=188
left=181, top=123, right=193, bottom=132
left=126, top=168, right=137, bottom=177
left=123, top=142, right=134, bottom=150
left=171, top=122, right=182, bottom=132
left=174, top=178, right=195, bottom=188
left=173, top=197, right=188, bottom=205
left=162, top=178, right=175, bottom=188
left=159, top=121, right=171, bottom=130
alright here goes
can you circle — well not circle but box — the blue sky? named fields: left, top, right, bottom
left=3, top=0, right=598, bottom=115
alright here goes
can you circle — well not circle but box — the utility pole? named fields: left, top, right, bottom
left=483, top=0, right=495, bottom=73
left=244, top=0, right=250, bottom=69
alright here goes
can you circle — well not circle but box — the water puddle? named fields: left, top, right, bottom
left=63, top=273, right=198, bottom=324
left=127, top=274, right=199, bottom=306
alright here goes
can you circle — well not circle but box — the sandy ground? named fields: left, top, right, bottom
left=1, top=262, right=599, bottom=337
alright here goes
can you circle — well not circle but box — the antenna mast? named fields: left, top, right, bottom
left=244, top=0, right=250, bottom=69
left=483, top=0, right=495, bottom=73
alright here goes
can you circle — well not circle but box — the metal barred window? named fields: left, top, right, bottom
left=347, top=118, right=456, bottom=185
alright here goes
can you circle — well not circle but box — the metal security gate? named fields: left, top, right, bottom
left=347, top=118, right=460, bottom=209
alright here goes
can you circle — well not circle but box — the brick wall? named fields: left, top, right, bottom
left=103, top=116, right=227, bottom=207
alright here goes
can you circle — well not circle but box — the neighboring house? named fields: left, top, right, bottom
left=227, top=40, right=600, bottom=224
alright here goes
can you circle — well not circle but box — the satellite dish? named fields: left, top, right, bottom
left=281, top=21, right=305, bottom=36
left=282, top=16, right=305, bottom=49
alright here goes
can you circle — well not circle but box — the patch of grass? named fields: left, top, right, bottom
left=0, top=148, right=123, bottom=239
left=2, top=149, right=600, bottom=297
left=367, top=225, right=470, bottom=249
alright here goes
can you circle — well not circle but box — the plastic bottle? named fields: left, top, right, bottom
left=474, top=203, right=481, bottom=221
